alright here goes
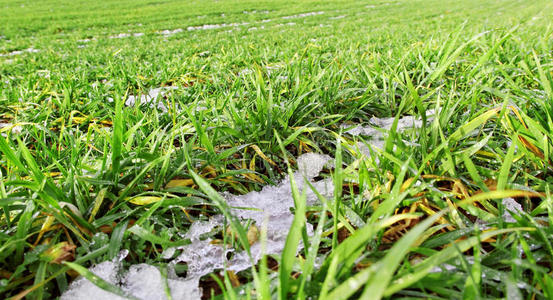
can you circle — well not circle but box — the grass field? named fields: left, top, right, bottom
left=2, top=0, right=553, bottom=298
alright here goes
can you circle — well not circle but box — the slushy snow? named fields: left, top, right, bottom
left=61, top=261, right=200, bottom=300
left=62, top=153, right=333, bottom=299
left=341, top=109, right=436, bottom=160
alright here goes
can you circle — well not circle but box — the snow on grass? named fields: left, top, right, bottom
left=61, top=261, right=201, bottom=300
left=109, top=33, right=144, bottom=39
left=0, top=122, right=22, bottom=137
left=62, top=153, right=333, bottom=298
left=171, top=153, right=333, bottom=273
left=158, top=28, right=184, bottom=36
left=121, top=86, right=179, bottom=112
left=342, top=110, right=436, bottom=160
left=282, top=11, right=324, bottom=19
left=0, top=47, right=39, bottom=57
left=187, top=22, right=249, bottom=31
left=185, top=11, right=324, bottom=32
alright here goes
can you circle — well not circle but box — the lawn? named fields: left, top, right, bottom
left=1, top=0, right=553, bottom=299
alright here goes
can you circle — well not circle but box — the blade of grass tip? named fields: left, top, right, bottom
left=332, top=135, right=342, bottom=250
left=9, top=245, right=110, bottom=300
left=298, top=180, right=330, bottom=299
left=319, top=254, right=340, bottom=300
left=532, top=50, right=553, bottom=100
left=448, top=107, right=500, bottom=143
left=461, top=229, right=482, bottom=300
left=384, top=99, right=406, bottom=155
left=108, top=219, right=129, bottom=260
left=63, top=261, right=139, bottom=300
left=384, top=227, right=534, bottom=297
left=462, top=153, right=489, bottom=192
left=497, top=136, right=517, bottom=190
left=468, top=25, right=519, bottom=79
left=320, top=214, right=419, bottom=281
left=32, top=261, right=47, bottom=300
left=429, top=29, right=489, bottom=83
left=356, top=211, right=446, bottom=300
left=368, top=157, right=411, bottom=224
left=112, top=95, right=123, bottom=185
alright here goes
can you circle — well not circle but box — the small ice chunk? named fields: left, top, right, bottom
left=185, top=215, right=223, bottom=240
left=123, top=264, right=200, bottom=300
left=125, top=86, right=179, bottom=112
left=296, top=152, right=333, bottom=179
left=502, top=198, right=523, bottom=223
left=174, top=239, right=231, bottom=278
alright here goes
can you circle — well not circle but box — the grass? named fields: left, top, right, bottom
left=1, top=0, right=553, bottom=298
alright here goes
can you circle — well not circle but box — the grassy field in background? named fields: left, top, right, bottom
left=2, top=0, right=553, bottom=298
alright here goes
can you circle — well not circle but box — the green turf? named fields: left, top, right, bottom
left=1, top=0, right=553, bottom=298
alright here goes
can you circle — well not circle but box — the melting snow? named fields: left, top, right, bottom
left=0, top=47, right=39, bottom=57
left=243, top=10, right=269, bottom=14
left=61, top=261, right=200, bottom=300
left=330, top=15, right=347, bottom=19
left=282, top=11, right=324, bottom=19
left=342, top=110, right=436, bottom=160
left=158, top=28, right=184, bottom=36
left=0, top=122, right=22, bottom=136
left=171, top=153, right=334, bottom=273
left=109, top=33, right=144, bottom=39
left=62, top=153, right=333, bottom=298
left=187, top=22, right=249, bottom=31
left=501, top=197, right=523, bottom=223
left=124, top=86, right=179, bottom=112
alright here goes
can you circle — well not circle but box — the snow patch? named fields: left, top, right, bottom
left=187, top=22, right=249, bottom=31
left=171, top=153, right=333, bottom=274
left=62, top=153, right=333, bottom=299
left=61, top=261, right=200, bottom=300
left=282, top=11, right=324, bottom=19
left=124, top=86, right=179, bottom=112
left=109, top=33, right=144, bottom=39
left=342, top=110, right=436, bottom=160
left=0, top=47, right=39, bottom=57
left=158, top=28, right=184, bottom=36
